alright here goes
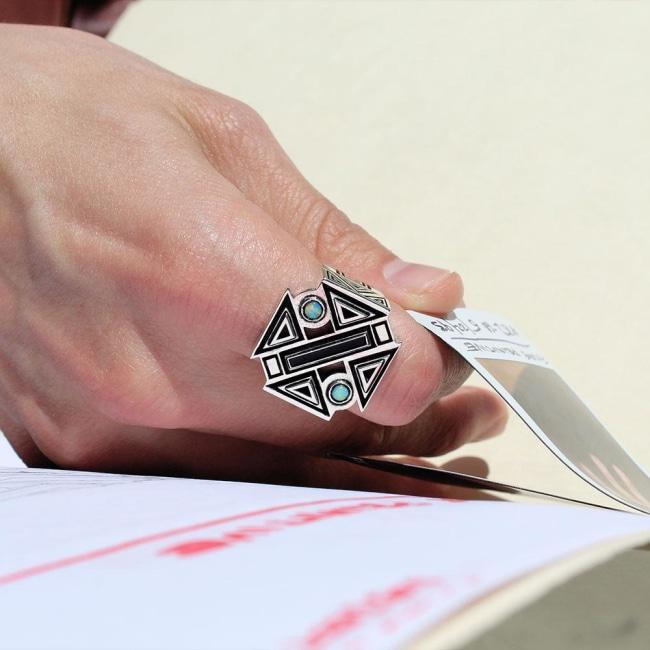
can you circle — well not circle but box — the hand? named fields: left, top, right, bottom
left=0, top=25, right=507, bottom=493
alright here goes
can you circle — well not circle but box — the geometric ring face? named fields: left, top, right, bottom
left=251, top=266, right=401, bottom=420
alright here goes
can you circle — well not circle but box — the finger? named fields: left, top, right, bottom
left=40, top=425, right=454, bottom=499
left=333, top=386, right=508, bottom=457
left=151, top=169, right=470, bottom=429
left=349, top=306, right=471, bottom=426
left=176, top=94, right=474, bottom=425
left=0, top=407, right=54, bottom=467
left=10, top=402, right=503, bottom=501
left=179, top=92, right=462, bottom=314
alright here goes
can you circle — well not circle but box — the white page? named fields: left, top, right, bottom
left=0, top=432, right=23, bottom=468
left=409, top=308, right=650, bottom=514
left=1, top=468, right=649, bottom=650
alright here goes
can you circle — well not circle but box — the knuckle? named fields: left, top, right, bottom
left=17, top=407, right=102, bottom=471
left=308, top=201, right=349, bottom=259
left=181, top=90, right=271, bottom=154
left=307, top=200, right=372, bottom=269
left=219, top=98, right=268, bottom=136
left=49, top=435, right=102, bottom=471
left=437, top=347, right=471, bottom=397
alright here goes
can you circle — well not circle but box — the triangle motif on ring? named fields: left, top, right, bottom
left=252, top=293, right=305, bottom=356
left=266, top=371, right=330, bottom=418
left=349, top=347, right=399, bottom=409
left=286, top=378, right=319, bottom=405
left=269, top=313, right=298, bottom=346
left=323, top=283, right=387, bottom=330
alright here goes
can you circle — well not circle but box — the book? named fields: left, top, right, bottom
left=1, top=466, right=649, bottom=650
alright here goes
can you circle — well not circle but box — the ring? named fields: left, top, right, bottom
left=251, top=266, right=400, bottom=420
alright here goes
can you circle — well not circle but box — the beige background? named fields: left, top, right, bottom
left=107, top=0, right=650, bottom=508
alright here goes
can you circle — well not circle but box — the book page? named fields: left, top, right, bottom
left=0, top=433, right=22, bottom=467
left=409, top=308, right=650, bottom=514
left=1, top=468, right=649, bottom=649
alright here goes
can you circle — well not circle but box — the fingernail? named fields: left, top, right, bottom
left=383, top=258, right=451, bottom=293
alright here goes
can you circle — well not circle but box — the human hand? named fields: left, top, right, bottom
left=0, top=25, right=507, bottom=493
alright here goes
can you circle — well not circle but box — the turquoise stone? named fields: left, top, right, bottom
left=302, top=298, right=324, bottom=322
left=329, top=381, right=352, bottom=404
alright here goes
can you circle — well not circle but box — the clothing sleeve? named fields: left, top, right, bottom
left=0, top=0, right=132, bottom=36
left=0, top=0, right=72, bottom=27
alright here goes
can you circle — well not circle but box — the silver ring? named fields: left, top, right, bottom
left=251, top=266, right=400, bottom=420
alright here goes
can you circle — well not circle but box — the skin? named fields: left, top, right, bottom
left=0, top=25, right=507, bottom=495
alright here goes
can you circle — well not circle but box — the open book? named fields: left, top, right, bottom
left=1, top=466, right=650, bottom=650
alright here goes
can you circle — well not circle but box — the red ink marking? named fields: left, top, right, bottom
left=162, top=499, right=428, bottom=557
left=0, top=495, right=414, bottom=587
left=299, top=576, right=452, bottom=650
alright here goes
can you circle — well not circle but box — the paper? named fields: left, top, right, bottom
left=1, top=467, right=649, bottom=650
left=409, top=308, right=650, bottom=514
left=0, top=432, right=22, bottom=467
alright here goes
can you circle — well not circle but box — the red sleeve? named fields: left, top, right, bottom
left=0, top=0, right=72, bottom=27
left=0, top=0, right=133, bottom=36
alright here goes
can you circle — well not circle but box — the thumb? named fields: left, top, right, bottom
left=298, top=203, right=464, bottom=315
left=184, top=94, right=462, bottom=314
left=260, top=177, right=463, bottom=315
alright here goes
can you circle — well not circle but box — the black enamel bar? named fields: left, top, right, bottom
left=281, top=327, right=373, bottom=372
